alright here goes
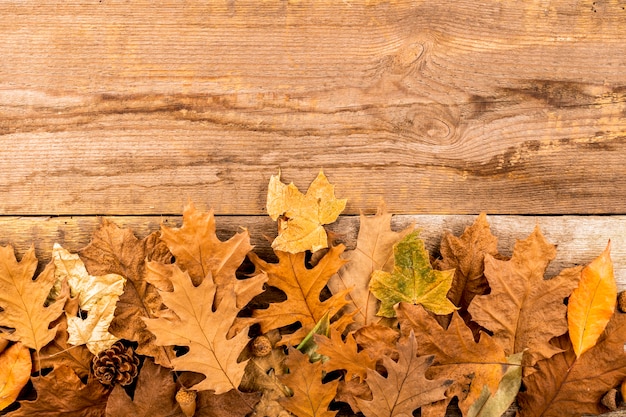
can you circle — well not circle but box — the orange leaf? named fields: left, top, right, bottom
left=0, top=343, right=31, bottom=411
left=567, top=241, right=616, bottom=358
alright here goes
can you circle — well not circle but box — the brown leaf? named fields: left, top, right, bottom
left=143, top=264, right=250, bottom=394
left=396, top=302, right=507, bottom=415
left=467, top=227, right=582, bottom=368
left=195, top=390, right=261, bottom=417
left=314, top=329, right=377, bottom=382
left=249, top=245, right=350, bottom=346
left=356, top=332, right=452, bottom=417
left=78, top=220, right=175, bottom=367
left=7, top=365, right=110, bottom=417
left=105, top=359, right=184, bottom=417
left=335, top=378, right=371, bottom=414
left=37, top=317, right=93, bottom=379
left=353, top=323, right=399, bottom=362
left=328, top=201, right=413, bottom=329
left=278, top=348, right=339, bottom=417
left=0, top=247, right=66, bottom=353
left=518, top=311, right=626, bottom=417
left=0, top=343, right=31, bottom=411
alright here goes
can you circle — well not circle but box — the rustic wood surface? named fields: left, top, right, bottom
left=1, top=0, right=625, bottom=215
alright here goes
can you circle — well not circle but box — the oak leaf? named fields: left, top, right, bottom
left=467, top=227, right=582, bottom=368
left=0, top=343, right=31, bottom=411
left=314, top=329, right=377, bottom=382
left=517, top=311, right=626, bottom=417
left=0, top=246, right=66, bottom=354
left=369, top=231, right=456, bottom=317
left=7, top=365, right=110, bottom=417
left=278, top=347, right=339, bottom=417
left=78, top=220, right=175, bottom=367
left=396, top=302, right=507, bottom=415
left=267, top=170, right=346, bottom=254
left=568, top=242, right=616, bottom=358
left=160, top=202, right=266, bottom=310
left=353, top=323, right=399, bottom=362
left=356, top=332, right=452, bottom=417
left=53, top=244, right=125, bottom=354
left=143, top=264, right=250, bottom=394
left=328, top=201, right=413, bottom=329
left=249, top=245, right=350, bottom=346
left=195, top=390, right=261, bottom=417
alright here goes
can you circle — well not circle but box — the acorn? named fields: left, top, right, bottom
left=601, top=388, right=619, bottom=411
left=176, top=388, right=197, bottom=417
left=251, top=335, right=273, bottom=357
left=618, top=291, right=626, bottom=314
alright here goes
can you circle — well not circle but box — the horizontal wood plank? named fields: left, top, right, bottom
left=0, top=0, right=625, bottom=215
left=1, top=213, right=624, bottom=289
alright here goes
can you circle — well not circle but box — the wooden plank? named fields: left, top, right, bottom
left=1, top=213, right=624, bottom=289
left=0, top=1, right=624, bottom=215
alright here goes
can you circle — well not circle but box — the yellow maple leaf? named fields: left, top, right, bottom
left=267, top=170, right=346, bottom=253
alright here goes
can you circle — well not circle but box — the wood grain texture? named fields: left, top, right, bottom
left=0, top=0, right=625, bottom=215
left=1, top=213, right=624, bottom=289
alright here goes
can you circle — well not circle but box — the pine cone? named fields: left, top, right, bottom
left=92, top=341, right=140, bottom=386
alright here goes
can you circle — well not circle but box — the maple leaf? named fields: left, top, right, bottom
left=160, top=202, right=266, bottom=309
left=353, top=323, right=399, bottom=362
left=278, top=347, right=339, bottom=417
left=249, top=245, right=351, bottom=346
left=467, top=227, right=582, bottom=368
left=0, top=343, right=31, bottom=411
left=314, top=329, right=377, bottom=382
left=53, top=244, right=125, bottom=354
left=395, top=302, right=507, bottom=415
left=0, top=246, right=66, bottom=354
left=369, top=231, right=456, bottom=317
left=143, top=264, right=250, bottom=394
left=267, top=170, right=347, bottom=254
left=7, top=365, right=110, bottom=417
left=105, top=359, right=184, bottom=417
left=328, top=201, right=413, bottom=329
left=78, top=220, right=176, bottom=367
left=518, top=311, right=626, bottom=417
left=568, top=242, right=616, bottom=358
left=37, top=317, right=93, bottom=379
left=356, top=332, right=452, bottom=417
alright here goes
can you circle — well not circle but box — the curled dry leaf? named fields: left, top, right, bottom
left=266, top=170, right=347, bottom=254
left=0, top=343, right=31, bottom=411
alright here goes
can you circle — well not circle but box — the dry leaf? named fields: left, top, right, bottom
left=78, top=220, right=175, bottom=367
left=0, top=246, right=66, bottom=354
left=7, top=365, right=110, bottom=417
left=356, top=332, right=452, bottom=417
left=467, top=227, right=582, bottom=368
left=53, top=244, right=125, bottom=354
left=314, top=329, right=377, bottom=382
left=369, top=231, right=457, bottom=317
left=278, top=347, right=339, bottom=417
left=267, top=170, right=346, bottom=254
left=195, top=388, right=262, bottom=417
left=353, top=323, right=399, bottom=362
left=249, top=245, right=350, bottom=346
left=568, top=242, right=616, bottom=358
left=396, top=302, right=507, bottom=415
left=0, top=343, right=31, bottom=411
left=518, top=311, right=626, bottom=417
left=37, top=317, right=93, bottom=379
left=328, top=201, right=413, bottom=329
left=143, top=264, right=250, bottom=394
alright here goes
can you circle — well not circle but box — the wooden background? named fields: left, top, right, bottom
left=0, top=0, right=625, bottom=415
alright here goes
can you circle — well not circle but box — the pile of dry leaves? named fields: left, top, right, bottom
left=1, top=171, right=625, bottom=417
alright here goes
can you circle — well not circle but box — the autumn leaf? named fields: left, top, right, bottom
left=7, top=365, right=110, bottom=417
left=518, top=311, right=626, bottom=417
left=143, top=263, right=250, bottom=394
left=195, top=390, right=261, bottom=417
left=249, top=245, right=351, bottom=346
left=105, top=359, right=184, bottom=417
left=396, top=302, right=507, bottom=415
left=0, top=246, right=66, bottom=354
left=353, top=323, right=399, bottom=362
left=267, top=170, right=347, bottom=254
left=278, top=347, right=339, bottom=417
left=568, top=241, right=616, bottom=358
left=0, top=343, right=31, bottom=411
left=369, top=231, right=456, bottom=317
left=78, top=220, right=175, bottom=367
left=314, top=329, right=377, bottom=382
left=53, top=244, right=125, bottom=354
left=159, top=202, right=266, bottom=310
left=467, top=227, right=582, bottom=368
left=356, top=332, right=452, bottom=417
left=37, top=317, right=93, bottom=379
left=328, top=201, right=413, bottom=329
